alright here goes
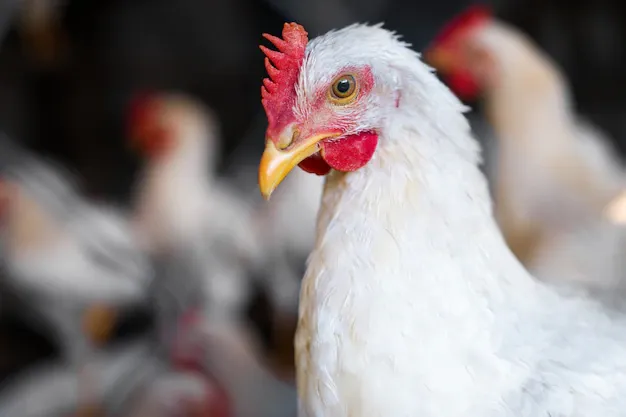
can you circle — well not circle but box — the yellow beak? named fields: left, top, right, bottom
left=258, top=132, right=338, bottom=200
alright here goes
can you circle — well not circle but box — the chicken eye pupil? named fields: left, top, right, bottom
left=337, top=79, right=350, bottom=93
left=330, top=74, right=357, bottom=103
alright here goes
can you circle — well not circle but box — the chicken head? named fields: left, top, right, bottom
left=127, top=92, right=219, bottom=163
left=128, top=92, right=172, bottom=159
left=424, top=5, right=497, bottom=101
left=258, top=23, right=416, bottom=198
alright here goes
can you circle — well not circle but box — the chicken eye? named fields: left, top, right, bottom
left=329, top=74, right=358, bottom=104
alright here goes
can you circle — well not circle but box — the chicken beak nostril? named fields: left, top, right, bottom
left=277, top=125, right=300, bottom=150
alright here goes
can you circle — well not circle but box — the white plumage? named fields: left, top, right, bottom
left=262, top=23, right=626, bottom=417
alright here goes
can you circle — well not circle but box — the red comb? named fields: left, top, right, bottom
left=126, top=91, right=173, bottom=158
left=432, top=4, right=492, bottom=47
left=260, top=23, right=308, bottom=136
left=128, top=91, right=156, bottom=129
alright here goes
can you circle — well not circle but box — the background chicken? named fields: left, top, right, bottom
left=425, top=6, right=626, bottom=297
left=0, top=135, right=152, bottom=366
left=128, top=91, right=298, bottom=416
left=148, top=228, right=297, bottom=417
left=129, top=92, right=262, bottom=319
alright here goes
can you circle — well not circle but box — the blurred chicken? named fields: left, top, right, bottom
left=196, top=316, right=297, bottom=417
left=128, top=92, right=298, bottom=416
left=149, top=225, right=296, bottom=417
left=128, top=91, right=263, bottom=323
left=0, top=139, right=152, bottom=413
left=153, top=247, right=297, bottom=417
left=425, top=6, right=626, bottom=295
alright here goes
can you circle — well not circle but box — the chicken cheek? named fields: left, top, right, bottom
left=321, top=131, right=378, bottom=172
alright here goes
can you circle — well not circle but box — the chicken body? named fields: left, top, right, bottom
left=258, top=23, right=626, bottom=417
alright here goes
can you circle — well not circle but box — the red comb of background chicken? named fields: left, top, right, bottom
left=127, top=91, right=172, bottom=157
left=432, top=4, right=492, bottom=47
left=446, top=70, right=481, bottom=101
left=128, top=91, right=156, bottom=132
left=428, top=5, right=493, bottom=101
left=260, top=23, right=308, bottom=137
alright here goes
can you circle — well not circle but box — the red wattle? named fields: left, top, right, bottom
left=320, top=131, right=378, bottom=172
left=299, top=153, right=332, bottom=175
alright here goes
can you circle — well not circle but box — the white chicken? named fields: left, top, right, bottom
left=128, top=91, right=262, bottom=321
left=424, top=6, right=626, bottom=284
left=0, top=149, right=152, bottom=365
left=257, top=22, right=626, bottom=417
